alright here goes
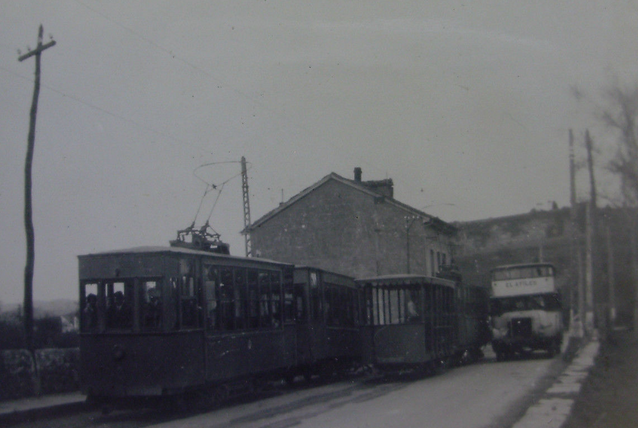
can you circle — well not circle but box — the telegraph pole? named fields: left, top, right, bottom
left=18, top=25, right=56, bottom=352
left=606, top=224, right=616, bottom=329
left=568, top=129, right=584, bottom=337
left=584, top=130, right=598, bottom=335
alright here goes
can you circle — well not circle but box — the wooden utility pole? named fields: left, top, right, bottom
left=569, top=129, right=584, bottom=337
left=584, top=130, right=598, bottom=335
left=18, top=25, right=56, bottom=351
left=606, top=224, right=616, bottom=329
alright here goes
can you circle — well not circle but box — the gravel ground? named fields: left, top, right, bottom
left=562, top=328, right=638, bottom=428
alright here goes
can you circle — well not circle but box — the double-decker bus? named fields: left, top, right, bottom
left=489, top=263, right=563, bottom=360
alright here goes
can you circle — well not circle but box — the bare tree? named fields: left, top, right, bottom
left=600, top=83, right=638, bottom=335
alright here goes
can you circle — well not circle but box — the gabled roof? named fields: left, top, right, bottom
left=245, top=172, right=456, bottom=234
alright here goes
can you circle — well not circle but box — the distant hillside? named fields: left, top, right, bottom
left=1, top=299, right=78, bottom=318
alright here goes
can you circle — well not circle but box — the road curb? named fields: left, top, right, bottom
left=512, top=337, right=600, bottom=428
left=0, top=396, right=90, bottom=425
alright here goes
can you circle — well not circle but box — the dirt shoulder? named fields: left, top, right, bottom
left=562, top=329, right=638, bottom=428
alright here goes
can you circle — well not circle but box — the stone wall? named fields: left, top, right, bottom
left=0, top=348, right=79, bottom=401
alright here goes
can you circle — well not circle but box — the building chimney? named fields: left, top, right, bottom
left=354, top=167, right=362, bottom=182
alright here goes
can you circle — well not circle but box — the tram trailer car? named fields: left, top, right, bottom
left=289, top=267, right=361, bottom=380
left=357, top=274, right=489, bottom=373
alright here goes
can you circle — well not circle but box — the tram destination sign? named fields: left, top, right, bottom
left=491, top=277, right=555, bottom=297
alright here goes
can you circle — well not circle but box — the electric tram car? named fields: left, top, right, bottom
left=357, top=272, right=489, bottom=373
left=78, top=239, right=359, bottom=408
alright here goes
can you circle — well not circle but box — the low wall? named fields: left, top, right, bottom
left=0, top=348, right=79, bottom=401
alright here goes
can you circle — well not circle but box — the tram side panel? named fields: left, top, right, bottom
left=200, top=263, right=295, bottom=382
left=81, top=332, right=205, bottom=397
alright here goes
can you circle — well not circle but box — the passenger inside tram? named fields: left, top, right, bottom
left=107, top=291, right=133, bottom=329
left=83, top=293, right=98, bottom=331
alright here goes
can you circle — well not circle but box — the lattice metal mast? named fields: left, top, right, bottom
left=241, top=156, right=252, bottom=257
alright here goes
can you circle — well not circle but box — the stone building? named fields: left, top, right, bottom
left=245, top=168, right=456, bottom=279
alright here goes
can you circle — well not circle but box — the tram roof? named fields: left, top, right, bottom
left=78, top=245, right=293, bottom=266
left=355, top=274, right=455, bottom=287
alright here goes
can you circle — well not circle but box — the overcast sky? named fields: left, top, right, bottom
left=2, top=1, right=637, bottom=304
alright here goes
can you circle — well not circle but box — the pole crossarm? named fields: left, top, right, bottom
left=18, top=40, right=56, bottom=62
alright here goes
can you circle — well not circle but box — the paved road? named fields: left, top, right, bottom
left=148, top=353, right=564, bottom=428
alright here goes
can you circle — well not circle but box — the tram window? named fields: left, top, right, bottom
left=204, top=266, right=218, bottom=330
left=350, top=289, right=358, bottom=326
left=345, top=289, right=353, bottom=326
left=141, top=280, right=162, bottom=330
left=367, top=285, right=422, bottom=325
left=247, top=270, right=259, bottom=328
left=310, top=272, right=321, bottom=322
left=259, top=271, right=271, bottom=327
left=234, top=269, right=246, bottom=329
left=165, top=277, right=178, bottom=330
left=270, top=271, right=282, bottom=328
left=364, top=287, right=373, bottom=325
left=180, top=275, right=199, bottom=329
left=283, top=283, right=294, bottom=324
left=81, top=283, right=98, bottom=332
left=106, top=281, right=133, bottom=330
left=219, top=269, right=234, bottom=330
left=407, top=290, right=420, bottom=322
left=342, top=287, right=350, bottom=325
left=325, top=285, right=335, bottom=325
left=337, top=287, right=344, bottom=325
left=294, top=284, right=307, bottom=323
